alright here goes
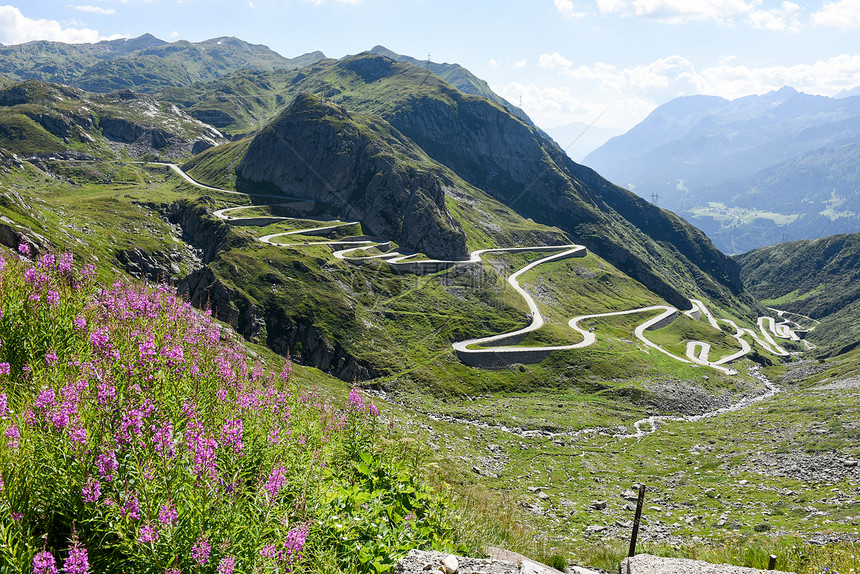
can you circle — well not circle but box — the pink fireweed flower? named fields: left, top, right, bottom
left=139, top=523, right=158, bottom=544
left=17, top=242, right=30, bottom=256
left=46, top=290, right=60, bottom=307
left=33, top=551, right=58, bottom=574
left=122, top=495, right=141, bottom=521
left=5, top=424, right=20, bottom=448
left=38, top=253, right=55, bottom=269
left=89, top=328, right=111, bottom=354
left=283, top=525, right=309, bottom=567
left=69, top=424, right=87, bottom=448
left=117, top=408, right=144, bottom=445
left=57, top=252, right=74, bottom=275
left=0, top=392, right=7, bottom=416
left=73, top=315, right=86, bottom=331
left=217, top=555, right=236, bottom=574
left=348, top=388, right=365, bottom=411
left=11, top=512, right=22, bottom=521
left=163, top=345, right=184, bottom=365
left=152, top=420, right=175, bottom=458
left=62, top=538, right=89, bottom=574
left=35, top=388, right=56, bottom=410
left=220, top=419, right=244, bottom=454
left=158, top=503, right=178, bottom=527
left=96, top=450, right=118, bottom=481
left=0, top=363, right=9, bottom=376
left=45, top=350, right=58, bottom=366
left=82, top=479, right=100, bottom=503
left=96, top=382, right=116, bottom=407
left=258, top=545, right=277, bottom=560
left=191, top=535, right=211, bottom=566
left=264, top=465, right=288, bottom=502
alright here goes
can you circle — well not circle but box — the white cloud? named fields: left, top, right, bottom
left=0, top=5, right=106, bottom=44
left=554, top=0, right=588, bottom=18
left=539, top=52, right=574, bottom=70
left=512, top=59, right=527, bottom=68
left=812, top=0, right=860, bottom=29
left=593, top=0, right=804, bottom=29
left=595, top=0, right=751, bottom=23
left=489, top=59, right=501, bottom=67
left=69, top=5, right=116, bottom=15
left=492, top=80, right=656, bottom=131
left=748, top=1, right=801, bottom=32
left=523, top=52, right=860, bottom=130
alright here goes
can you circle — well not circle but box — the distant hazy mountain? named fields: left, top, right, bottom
left=0, top=35, right=324, bottom=93
left=584, top=87, right=860, bottom=254
left=544, top=121, right=623, bottom=162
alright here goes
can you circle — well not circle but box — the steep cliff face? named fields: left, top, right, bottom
left=237, top=93, right=469, bottom=260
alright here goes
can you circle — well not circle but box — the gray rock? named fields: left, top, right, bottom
left=619, top=554, right=796, bottom=573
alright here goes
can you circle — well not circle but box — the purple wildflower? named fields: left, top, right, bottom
left=45, top=350, right=58, bottom=366
left=73, top=315, right=86, bottom=331
left=18, top=242, right=30, bottom=256
left=264, top=465, right=288, bottom=502
left=283, top=525, right=309, bottom=567
left=158, top=503, right=178, bottom=527
left=258, top=545, right=277, bottom=560
left=0, top=363, right=9, bottom=376
left=191, top=535, right=211, bottom=566
left=5, top=425, right=20, bottom=448
left=122, top=495, right=141, bottom=521
left=46, top=290, right=60, bottom=307
left=81, top=480, right=100, bottom=503
left=139, top=523, right=158, bottom=544
left=96, top=450, right=118, bottom=481
left=11, top=512, right=22, bottom=521
left=152, top=420, right=175, bottom=458
left=217, top=555, right=236, bottom=574
left=62, top=538, right=89, bottom=574
left=33, top=551, right=58, bottom=574
left=220, top=419, right=244, bottom=454
left=35, top=388, right=56, bottom=410
left=0, top=392, right=7, bottom=416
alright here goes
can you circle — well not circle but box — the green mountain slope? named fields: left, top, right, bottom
left=736, top=233, right=860, bottom=353
left=207, top=52, right=755, bottom=317
left=0, top=79, right=226, bottom=159
left=0, top=35, right=324, bottom=94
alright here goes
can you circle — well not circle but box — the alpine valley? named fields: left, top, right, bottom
left=1, top=34, right=859, bottom=574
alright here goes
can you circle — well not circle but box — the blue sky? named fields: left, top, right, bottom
left=2, top=0, right=859, bottom=140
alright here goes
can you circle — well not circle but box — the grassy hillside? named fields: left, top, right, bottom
left=736, top=233, right=860, bottom=353
left=172, top=53, right=759, bottom=324
left=0, top=79, right=225, bottom=159
left=0, top=35, right=323, bottom=94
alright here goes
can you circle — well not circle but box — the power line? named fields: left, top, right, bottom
left=650, top=193, right=659, bottom=206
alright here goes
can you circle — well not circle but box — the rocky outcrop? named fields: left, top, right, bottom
left=115, top=247, right=182, bottom=284
left=237, top=93, right=469, bottom=261
left=168, top=199, right=239, bottom=263
left=178, top=265, right=375, bottom=382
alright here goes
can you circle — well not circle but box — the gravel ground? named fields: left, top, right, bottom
left=619, top=554, right=795, bottom=574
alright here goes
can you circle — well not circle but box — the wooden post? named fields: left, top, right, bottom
left=768, top=555, right=777, bottom=570
left=628, top=484, right=646, bottom=558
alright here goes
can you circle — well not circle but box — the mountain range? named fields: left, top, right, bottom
left=584, top=87, right=860, bottom=254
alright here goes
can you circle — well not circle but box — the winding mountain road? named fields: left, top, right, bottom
left=162, top=162, right=810, bottom=373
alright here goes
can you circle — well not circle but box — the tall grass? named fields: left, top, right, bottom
left=0, top=246, right=457, bottom=573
